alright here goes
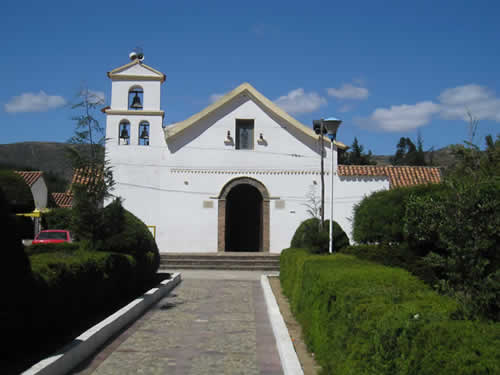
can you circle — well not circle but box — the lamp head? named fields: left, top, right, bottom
left=322, top=117, right=342, bottom=139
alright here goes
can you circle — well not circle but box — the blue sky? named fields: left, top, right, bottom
left=1, top=0, right=499, bottom=155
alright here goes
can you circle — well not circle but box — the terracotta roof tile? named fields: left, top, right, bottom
left=14, top=171, right=43, bottom=187
left=71, top=167, right=103, bottom=189
left=338, top=165, right=442, bottom=188
left=51, top=192, right=73, bottom=208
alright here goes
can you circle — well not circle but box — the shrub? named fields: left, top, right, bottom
left=41, top=207, right=72, bottom=230
left=25, top=242, right=80, bottom=255
left=340, top=244, right=438, bottom=286
left=291, top=218, right=349, bottom=253
left=0, top=170, right=35, bottom=213
left=353, top=183, right=446, bottom=246
left=404, top=177, right=500, bottom=321
left=97, top=198, right=160, bottom=282
left=280, top=249, right=500, bottom=374
left=14, top=215, right=35, bottom=239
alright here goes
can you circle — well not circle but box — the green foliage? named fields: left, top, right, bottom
left=280, top=249, right=500, bottom=374
left=26, top=242, right=79, bottom=255
left=0, top=170, right=35, bottom=213
left=340, top=244, right=438, bottom=286
left=391, top=136, right=427, bottom=166
left=97, top=198, right=160, bottom=281
left=404, top=178, right=500, bottom=320
left=66, top=88, right=114, bottom=248
left=339, top=137, right=376, bottom=165
left=0, top=187, right=31, bottom=284
left=41, top=207, right=72, bottom=230
left=353, top=183, right=447, bottom=245
left=70, top=184, right=104, bottom=246
left=290, top=217, right=349, bottom=253
left=14, top=215, right=35, bottom=238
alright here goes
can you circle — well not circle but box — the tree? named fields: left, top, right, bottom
left=67, top=87, right=114, bottom=246
left=390, top=136, right=427, bottom=166
left=339, top=137, right=376, bottom=165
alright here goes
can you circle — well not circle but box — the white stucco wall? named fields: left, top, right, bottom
left=105, top=66, right=389, bottom=253
left=31, top=177, right=48, bottom=209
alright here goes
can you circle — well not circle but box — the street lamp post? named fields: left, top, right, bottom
left=315, top=118, right=342, bottom=253
left=313, top=120, right=326, bottom=230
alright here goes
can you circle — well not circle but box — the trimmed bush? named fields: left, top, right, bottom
left=0, top=170, right=35, bottom=213
left=280, top=249, right=500, bottom=374
left=340, top=244, right=438, bottom=286
left=25, top=242, right=80, bottom=255
left=353, top=183, right=447, bottom=246
left=291, top=217, right=349, bottom=253
left=97, top=199, right=160, bottom=282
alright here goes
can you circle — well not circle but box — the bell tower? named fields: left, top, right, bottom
left=104, top=50, right=166, bottom=148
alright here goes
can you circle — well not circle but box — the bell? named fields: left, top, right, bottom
left=130, top=93, right=143, bottom=109
left=120, top=128, right=129, bottom=139
left=140, top=127, right=149, bottom=139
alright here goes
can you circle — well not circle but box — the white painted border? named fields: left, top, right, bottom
left=261, top=275, right=304, bottom=375
left=22, top=273, right=181, bottom=375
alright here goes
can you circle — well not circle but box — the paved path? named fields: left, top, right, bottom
left=74, top=271, right=283, bottom=375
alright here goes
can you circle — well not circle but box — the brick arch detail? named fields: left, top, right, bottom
left=217, top=177, right=270, bottom=252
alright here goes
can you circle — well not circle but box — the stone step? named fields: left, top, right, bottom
left=164, top=259, right=280, bottom=267
left=159, top=252, right=280, bottom=270
left=158, top=264, right=279, bottom=271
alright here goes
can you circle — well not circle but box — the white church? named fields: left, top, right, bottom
left=103, top=55, right=441, bottom=254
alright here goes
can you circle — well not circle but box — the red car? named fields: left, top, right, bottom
left=32, top=230, right=73, bottom=245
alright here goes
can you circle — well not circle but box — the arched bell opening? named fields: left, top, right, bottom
left=217, top=177, right=270, bottom=253
left=128, top=86, right=143, bottom=110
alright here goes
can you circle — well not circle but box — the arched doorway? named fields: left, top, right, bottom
left=225, top=184, right=262, bottom=251
left=217, top=177, right=270, bottom=252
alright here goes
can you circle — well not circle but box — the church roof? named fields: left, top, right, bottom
left=339, top=165, right=442, bottom=188
left=165, top=82, right=348, bottom=150
left=14, top=171, right=43, bottom=187
left=107, top=59, right=166, bottom=82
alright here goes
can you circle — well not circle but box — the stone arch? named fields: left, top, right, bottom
left=217, top=177, right=270, bottom=252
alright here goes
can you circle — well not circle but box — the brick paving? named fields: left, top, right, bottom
left=73, top=271, right=283, bottom=375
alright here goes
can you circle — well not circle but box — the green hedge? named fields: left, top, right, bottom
left=0, top=170, right=35, bottom=213
left=352, top=183, right=446, bottom=246
left=290, top=218, right=349, bottom=253
left=280, top=249, right=500, bottom=374
left=340, top=244, right=438, bottom=286
left=5, top=248, right=140, bottom=366
left=25, top=242, right=80, bottom=255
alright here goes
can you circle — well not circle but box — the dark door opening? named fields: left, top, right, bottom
left=225, top=184, right=262, bottom=252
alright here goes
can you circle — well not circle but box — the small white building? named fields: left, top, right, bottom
left=104, top=57, right=441, bottom=253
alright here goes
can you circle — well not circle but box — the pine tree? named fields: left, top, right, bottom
left=340, top=137, right=376, bottom=165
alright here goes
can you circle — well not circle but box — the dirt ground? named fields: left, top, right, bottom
left=268, top=276, right=321, bottom=375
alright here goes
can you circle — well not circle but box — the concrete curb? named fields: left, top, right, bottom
left=261, top=275, right=303, bottom=375
left=22, top=273, right=182, bottom=375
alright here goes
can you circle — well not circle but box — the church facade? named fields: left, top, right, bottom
left=104, top=58, right=440, bottom=253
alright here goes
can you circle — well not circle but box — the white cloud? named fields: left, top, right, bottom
left=274, top=88, right=327, bottom=115
left=365, top=101, right=440, bottom=132
left=327, top=84, right=369, bottom=100
left=4, top=91, right=66, bottom=113
left=438, top=84, right=500, bottom=122
left=338, top=104, right=353, bottom=113
left=209, top=93, right=226, bottom=103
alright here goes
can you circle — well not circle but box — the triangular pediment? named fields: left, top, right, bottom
left=107, top=60, right=166, bottom=82
left=165, top=83, right=347, bottom=149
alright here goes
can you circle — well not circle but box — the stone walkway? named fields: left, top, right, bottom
left=73, top=271, right=283, bottom=375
